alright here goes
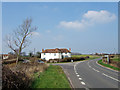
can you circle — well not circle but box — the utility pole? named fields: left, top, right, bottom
left=34, top=48, right=36, bottom=56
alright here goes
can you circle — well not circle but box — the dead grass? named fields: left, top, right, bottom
left=2, top=62, right=49, bottom=89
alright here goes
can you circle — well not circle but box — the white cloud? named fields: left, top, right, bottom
left=59, top=21, right=85, bottom=30
left=83, top=10, right=116, bottom=23
left=59, top=10, right=116, bottom=30
left=31, top=32, right=41, bottom=37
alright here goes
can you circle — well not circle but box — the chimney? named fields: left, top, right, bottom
left=69, top=48, right=71, bottom=52
left=42, top=49, right=44, bottom=52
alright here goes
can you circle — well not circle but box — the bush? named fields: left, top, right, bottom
left=2, top=63, right=49, bottom=89
left=2, top=60, right=16, bottom=64
left=2, top=66, right=31, bottom=89
left=47, top=57, right=87, bottom=63
left=49, top=59, right=60, bottom=63
left=62, top=57, right=86, bottom=62
left=85, top=56, right=89, bottom=59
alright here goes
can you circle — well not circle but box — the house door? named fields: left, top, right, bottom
left=62, top=55, right=64, bottom=59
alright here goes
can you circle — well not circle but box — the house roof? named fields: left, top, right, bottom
left=2, top=54, right=9, bottom=56
left=42, top=48, right=71, bottom=53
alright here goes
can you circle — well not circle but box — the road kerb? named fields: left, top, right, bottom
left=60, top=66, right=74, bottom=89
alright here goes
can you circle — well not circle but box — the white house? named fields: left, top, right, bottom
left=41, top=48, right=71, bottom=61
left=2, top=54, right=9, bottom=60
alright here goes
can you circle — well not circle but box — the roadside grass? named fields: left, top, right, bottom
left=98, top=60, right=120, bottom=71
left=31, top=65, right=71, bottom=88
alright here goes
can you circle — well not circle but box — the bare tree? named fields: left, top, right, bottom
left=6, top=18, right=37, bottom=66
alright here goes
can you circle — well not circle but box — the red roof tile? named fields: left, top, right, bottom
left=42, top=48, right=71, bottom=53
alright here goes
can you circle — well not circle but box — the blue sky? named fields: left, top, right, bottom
left=2, top=2, right=118, bottom=54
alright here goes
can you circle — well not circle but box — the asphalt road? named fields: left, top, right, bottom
left=53, top=58, right=120, bottom=90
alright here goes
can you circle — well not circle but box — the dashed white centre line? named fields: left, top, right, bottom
left=77, top=75, right=80, bottom=77
left=79, top=78, right=82, bottom=80
left=76, top=73, right=78, bottom=74
left=81, top=81, right=86, bottom=85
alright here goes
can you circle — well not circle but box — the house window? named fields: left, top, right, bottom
left=54, top=53, right=56, bottom=56
left=44, top=53, right=45, bottom=55
left=65, top=53, right=67, bottom=54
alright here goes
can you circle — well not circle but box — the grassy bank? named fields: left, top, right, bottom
left=31, top=65, right=71, bottom=88
left=98, top=60, right=120, bottom=71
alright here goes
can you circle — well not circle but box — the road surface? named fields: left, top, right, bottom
left=53, top=58, right=120, bottom=90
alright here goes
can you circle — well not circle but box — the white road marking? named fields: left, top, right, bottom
left=81, top=81, right=86, bottom=85
left=79, top=78, right=82, bottom=80
left=92, top=68, right=100, bottom=72
left=95, top=69, right=100, bottom=72
left=67, top=76, right=74, bottom=88
left=77, top=75, right=80, bottom=77
left=88, top=61, right=100, bottom=73
left=87, top=62, right=92, bottom=68
left=74, top=64, right=77, bottom=73
left=76, top=73, right=78, bottom=74
left=89, top=66, right=91, bottom=68
left=102, top=73, right=120, bottom=82
left=87, top=60, right=100, bottom=73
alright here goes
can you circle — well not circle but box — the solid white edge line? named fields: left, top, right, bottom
left=92, top=68, right=100, bottom=72
left=102, top=73, right=120, bottom=82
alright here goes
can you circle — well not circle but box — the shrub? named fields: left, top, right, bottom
left=2, top=66, right=31, bottom=89
left=62, top=57, right=86, bottom=62
left=2, top=63, right=49, bottom=89
left=85, top=56, right=89, bottom=59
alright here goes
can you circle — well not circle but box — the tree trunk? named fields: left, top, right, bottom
left=15, top=56, right=19, bottom=67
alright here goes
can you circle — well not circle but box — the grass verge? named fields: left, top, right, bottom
left=98, top=60, right=120, bottom=71
left=31, top=65, right=71, bottom=88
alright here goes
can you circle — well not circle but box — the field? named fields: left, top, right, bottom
left=111, top=55, right=120, bottom=62
left=31, top=65, right=71, bottom=88
left=72, top=55, right=100, bottom=60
